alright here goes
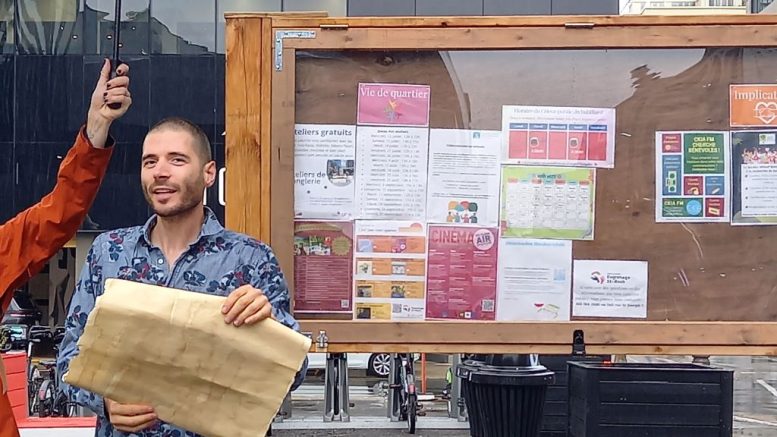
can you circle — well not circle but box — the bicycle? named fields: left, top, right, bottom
left=389, top=353, right=420, bottom=433
left=24, top=326, right=77, bottom=417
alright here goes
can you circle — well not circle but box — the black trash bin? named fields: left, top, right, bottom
left=457, top=354, right=555, bottom=437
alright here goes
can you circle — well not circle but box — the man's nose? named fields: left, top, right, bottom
left=153, top=162, right=171, bottom=179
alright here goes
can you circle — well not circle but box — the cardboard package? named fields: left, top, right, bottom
left=64, top=278, right=311, bottom=437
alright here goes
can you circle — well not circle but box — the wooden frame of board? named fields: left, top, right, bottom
left=224, top=13, right=777, bottom=355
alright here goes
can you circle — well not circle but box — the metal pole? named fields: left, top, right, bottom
left=113, top=0, right=121, bottom=67
left=108, top=0, right=122, bottom=109
left=421, top=353, right=427, bottom=394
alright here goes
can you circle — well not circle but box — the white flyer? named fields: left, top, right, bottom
left=294, top=124, right=356, bottom=219
left=426, top=129, right=502, bottom=226
left=355, top=126, right=429, bottom=220
left=496, top=238, right=572, bottom=321
left=572, top=260, right=648, bottom=318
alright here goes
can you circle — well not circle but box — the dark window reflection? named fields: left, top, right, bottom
left=151, top=0, right=214, bottom=54
left=84, top=0, right=150, bottom=55
left=87, top=141, right=151, bottom=229
left=205, top=141, right=225, bottom=224
left=0, top=143, right=13, bottom=222
left=17, top=0, right=82, bottom=54
left=150, top=55, right=216, bottom=142
left=15, top=55, right=85, bottom=142
left=0, top=55, right=13, bottom=142
left=0, top=0, right=13, bottom=54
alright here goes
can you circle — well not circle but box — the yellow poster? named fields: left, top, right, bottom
left=353, top=221, right=427, bottom=320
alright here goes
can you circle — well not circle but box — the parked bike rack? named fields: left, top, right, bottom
left=387, top=355, right=401, bottom=423
left=323, top=353, right=350, bottom=422
left=449, top=354, right=467, bottom=422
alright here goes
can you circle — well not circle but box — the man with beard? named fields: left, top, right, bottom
left=56, top=117, right=307, bottom=436
left=0, top=59, right=131, bottom=437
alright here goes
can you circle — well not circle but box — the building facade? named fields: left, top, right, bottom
left=621, top=0, right=777, bottom=14
left=620, top=0, right=748, bottom=15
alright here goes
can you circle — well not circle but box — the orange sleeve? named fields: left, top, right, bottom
left=0, top=125, right=114, bottom=314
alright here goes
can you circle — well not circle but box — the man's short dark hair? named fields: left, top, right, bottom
left=148, top=117, right=212, bottom=163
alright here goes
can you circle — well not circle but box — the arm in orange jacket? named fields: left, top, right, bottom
left=0, top=59, right=132, bottom=437
left=0, top=59, right=133, bottom=317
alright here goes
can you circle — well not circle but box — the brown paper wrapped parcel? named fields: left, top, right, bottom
left=63, top=278, right=311, bottom=437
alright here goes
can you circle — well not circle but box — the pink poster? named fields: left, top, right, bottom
left=294, top=221, right=354, bottom=314
left=357, top=83, right=431, bottom=127
left=426, top=226, right=498, bottom=320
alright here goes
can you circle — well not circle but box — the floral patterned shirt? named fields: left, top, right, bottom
left=56, top=207, right=306, bottom=437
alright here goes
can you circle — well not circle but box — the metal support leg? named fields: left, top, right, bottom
left=387, top=353, right=402, bottom=421
left=324, top=353, right=350, bottom=422
left=450, top=354, right=467, bottom=422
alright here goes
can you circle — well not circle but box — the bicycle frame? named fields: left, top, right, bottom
left=389, top=353, right=418, bottom=433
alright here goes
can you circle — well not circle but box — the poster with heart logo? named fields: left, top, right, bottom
left=655, top=131, right=730, bottom=223
left=731, top=130, right=777, bottom=226
left=730, top=85, right=777, bottom=128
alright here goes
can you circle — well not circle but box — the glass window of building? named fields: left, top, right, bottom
left=151, top=0, right=215, bottom=54
left=83, top=0, right=150, bottom=55
left=17, top=0, right=82, bottom=54
left=0, top=0, right=13, bottom=54
left=283, top=0, right=346, bottom=15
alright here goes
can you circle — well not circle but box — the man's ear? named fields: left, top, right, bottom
left=204, top=161, right=217, bottom=188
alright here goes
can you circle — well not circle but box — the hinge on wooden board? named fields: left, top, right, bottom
left=320, top=24, right=348, bottom=30
left=572, top=329, right=586, bottom=356
left=564, top=22, right=595, bottom=29
left=274, top=30, right=316, bottom=71
left=317, top=330, right=329, bottom=349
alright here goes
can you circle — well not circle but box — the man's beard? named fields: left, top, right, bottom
left=143, top=181, right=203, bottom=218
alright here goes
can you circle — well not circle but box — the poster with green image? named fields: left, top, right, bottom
left=683, top=133, right=725, bottom=174
left=499, top=166, right=595, bottom=240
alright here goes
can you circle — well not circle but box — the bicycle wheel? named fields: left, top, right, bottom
left=406, top=392, right=417, bottom=434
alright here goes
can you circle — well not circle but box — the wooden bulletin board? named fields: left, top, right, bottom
left=224, top=13, right=777, bottom=355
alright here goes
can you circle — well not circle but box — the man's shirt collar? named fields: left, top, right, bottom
left=140, top=207, right=224, bottom=247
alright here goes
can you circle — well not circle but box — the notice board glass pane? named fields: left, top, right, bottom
left=288, top=48, right=777, bottom=322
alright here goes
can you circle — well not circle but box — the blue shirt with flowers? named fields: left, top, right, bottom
left=56, top=207, right=307, bottom=437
